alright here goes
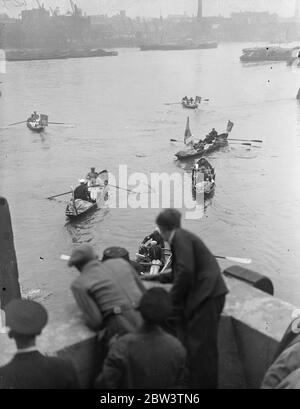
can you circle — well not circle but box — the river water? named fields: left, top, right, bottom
left=1, top=43, right=300, bottom=319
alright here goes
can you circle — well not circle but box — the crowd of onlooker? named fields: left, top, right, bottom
left=0, top=208, right=300, bottom=389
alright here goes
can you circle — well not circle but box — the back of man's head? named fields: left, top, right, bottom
left=139, top=287, right=172, bottom=325
left=68, top=244, right=97, bottom=271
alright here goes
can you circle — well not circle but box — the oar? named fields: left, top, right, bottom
left=170, top=138, right=183, bottom=142
left=230, top=142, right=252, bottom=146
left=215, top=255, right=252, bottom=264
left=229, top=138, right=263, bottom=143
left=8, top=120, right=27, bottom=126
left=47, top=190, right=72, bottom=200
left=48, top=122, right=70, bottom=125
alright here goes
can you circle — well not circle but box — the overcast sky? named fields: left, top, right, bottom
left=1, top=0, right=298, bottom=18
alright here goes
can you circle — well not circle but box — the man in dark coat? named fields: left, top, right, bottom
left=0, top=299, right=79, bottom=389
left=156, top=209, right=228, bottom=389
left=94, top=287, right=187, bottom=389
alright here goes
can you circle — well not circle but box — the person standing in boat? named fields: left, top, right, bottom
left=74, top=179, right=92, bottom=202
left=155, top=208, right=228, bottom=389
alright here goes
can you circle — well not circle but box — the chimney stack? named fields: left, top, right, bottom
left=197, top=0, right=203, bottom=19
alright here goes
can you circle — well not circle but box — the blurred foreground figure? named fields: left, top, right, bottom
left=261, top=315, right=300, bottom=389
left=0, top=299, right=79, bottom=389
left=94, top=287, right=187, bottom=389
left=156, top=209, right=228, bottom=389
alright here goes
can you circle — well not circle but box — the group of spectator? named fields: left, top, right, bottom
left=1, top=208, right=300, bottom=389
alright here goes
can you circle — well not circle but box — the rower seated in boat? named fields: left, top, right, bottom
left=74, top=179, right=93, bottom=202
left=30, top=111, right=39, bottom=121
left=86, top=167, right=99, bottom=186
left=193, top=140, right=205, bottom=150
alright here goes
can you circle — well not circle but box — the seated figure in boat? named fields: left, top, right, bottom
left=139, top=229, right=165, bottom=263
left=182, top=96, right=188, bottom=103
left=86, top=167, right=99, bottom=186
left=189, top=97, right=194, bottom=104
left=193, top=139, right=205, bottom=150
left=74, top=179, right=93, bottom=202
left=30, top=111, right=39, bottom=121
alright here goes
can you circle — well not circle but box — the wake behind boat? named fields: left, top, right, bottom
left=65, top=169, right=109, bottom=220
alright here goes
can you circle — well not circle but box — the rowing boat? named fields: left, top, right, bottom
left=192, top=157, right=216, bottom=197
left=182, top=100, right=198, bottom=109
left=136, top=233, right=172, bottom=276
left=27, top=113, right=48, bottom=133
left=65, top=171, right=109, bottom=220
left=175, top=133, right=228, bottom=160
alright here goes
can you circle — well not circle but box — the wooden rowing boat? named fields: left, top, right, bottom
left=27, top=113, right=48, bottom=133
left=182, top=100, right=198, bottom=109
left=65, top=171, right=109, bottom=220
left=175, top=133, right=228, bottom=160
left=192, top=157, right=216, bottom=197
left=136, top=234, right=172, bottom=276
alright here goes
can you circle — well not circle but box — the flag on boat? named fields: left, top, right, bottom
left=195, top=96, right=202, bottom=104
left=226, top=120, right=234, bottom=133
left=40, top=114, right=48, bottom=127
left=184, top=117, right=194, bottom=146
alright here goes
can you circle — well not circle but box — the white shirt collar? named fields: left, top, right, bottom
left=16, top=346, right=39, bottom=354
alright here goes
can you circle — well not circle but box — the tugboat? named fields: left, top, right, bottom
left=27, top=112, right=48, bottom=133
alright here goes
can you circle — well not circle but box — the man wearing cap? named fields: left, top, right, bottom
left=0, top=299, right=79, bottom=389
left=94, top=287, right=187, bottom=389
left=156, top=208, right=228, bottom=389
left=74, top=180, right=91, bottom=202
left=68, top=244, right=145, bottom=338
left=102, top=246, right=143, bottom=274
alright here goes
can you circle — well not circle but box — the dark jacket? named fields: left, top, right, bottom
left=0, top=351, right=79, bottom=389
left=71, top=259, right=145, bottom=332
left=170, top=228, right=228, bottom=320
left=74, top=184, right=90, bottom=201
left=94, top=325, right=187, bottom=389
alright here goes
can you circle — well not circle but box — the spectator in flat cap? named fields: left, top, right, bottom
left=156, top=208, right=228, bottom=389
left=94, top=287, right=187, bottom=389
left=102, top=246, right=143, bottom=274
left=0, top=299, right=79, bottom=389
left=68, top=244, right=146, bottom=372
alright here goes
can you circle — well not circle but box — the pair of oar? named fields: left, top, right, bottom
left=47, top=183, right=136, bottom=200
left=170, top=138, right=262, bottom=144
left=7, top=120, right=72, bottom=127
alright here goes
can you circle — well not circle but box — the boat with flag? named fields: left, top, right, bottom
left=27, top=112, right=48, bottom=132
left=175, top=120, right=234, bottom=161
left=65, top=170, right=109, bottom=220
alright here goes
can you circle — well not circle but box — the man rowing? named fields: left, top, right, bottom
left=86, top=167, right=99, bottom=186
left=74, top=179, right=92, bottom=202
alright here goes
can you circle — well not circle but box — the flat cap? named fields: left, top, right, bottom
left=102, top=246, right=130, bottom=262
left=68, top=244, right=97, bottom=267
left=5, top=299, right=48, bottom=336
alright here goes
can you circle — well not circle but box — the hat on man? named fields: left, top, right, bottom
left=102, top=246, right=130, bottom=262
left=139, top=287, right=172, bottom=324
left=68, top=244, right=97, bottom=267
left=5, top=299, right=48, bottom=336
left=102, top=246, right=143, bottom=274
left=91, top=167, right=95, bottom=171
left=78, top=179, right=86, bottom=184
